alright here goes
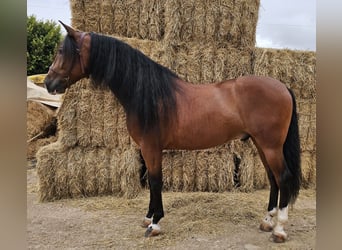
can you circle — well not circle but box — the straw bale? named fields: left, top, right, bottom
left=297, top=100, right=316, bottom=152
left=182, top=151, right=197, bottom=192
left=164, top=0, right=259, bottom=47
left=171, top=151, right=184, bottom=191
left=201, top=46, right=215, bottom=83
left=253, top=48, right=316, bottom=101
left=103, top=90, right=119, bottom=148
left=57, top=82, right=82, bottom=148
left=231, top=140, right=265, bottom=191
left=138, top=0, right=150, bottom=39
left=70, top=0, right=85, bottom=30
left=67, top=147, right=85, bottom=198
left=207, top=151, right=219, bottom=192
left=96, top=148, right=111, bottom=194
left=27, top=101, right=55, bottom=140
left=75, top=80, right=93, bottom=147
left=119, top=148, right=142, bottom=198
left=147, top=0, right=165, bottom=41
left=195, top=151, right=208, bottom=191
left=111, top=0, right=127, bottom=35
left=83, top=0, right=101, bottom=32
left=216, top=148, right=234, bottom=192
left=116, top=105, right=130, bottom=149
left=71, top=0, right=166, bottom=40
left=205, top=0, right=220, bottom=43
left=27, top=136, right=57, bottom=161
left=99, top=0, right=114, bottom=34
left=90, top=87, right=105, bottom=147
left=162, top=151, right=174, bottom=190
left=165, top=42, right=253, bottom=84
left=36, top=142, right=67, bottom=201
left=83, top=147, right=99, bottom=196
left=126, top=0, right=141, bottom=38
left=110, top=148, right=122, bottom=195
left=301, top=151, right=316, bottom=188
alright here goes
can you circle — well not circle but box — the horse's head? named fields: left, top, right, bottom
left=44, top=21, right=90, bottom=94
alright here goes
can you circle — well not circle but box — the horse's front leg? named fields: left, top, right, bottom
left=140, top=147, right=164, bottom=237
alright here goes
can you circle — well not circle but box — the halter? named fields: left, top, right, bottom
left=49, top=32, right=88, bottom=81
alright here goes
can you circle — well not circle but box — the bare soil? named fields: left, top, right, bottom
left=27, top=169, right=316, bottom=249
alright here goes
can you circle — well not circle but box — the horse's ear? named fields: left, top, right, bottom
left=59, top=20, right=77, bottom=37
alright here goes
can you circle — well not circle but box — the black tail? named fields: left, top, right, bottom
left=282, top=89, right=302, bottom=204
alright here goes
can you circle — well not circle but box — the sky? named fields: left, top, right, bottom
left=27, top=0, right=316, bottom=51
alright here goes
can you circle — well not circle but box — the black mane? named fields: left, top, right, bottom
left=88, top=32, right=180, bottom=132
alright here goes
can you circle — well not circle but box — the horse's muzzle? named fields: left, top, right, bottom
left=44, top=76, right=67, bottom=95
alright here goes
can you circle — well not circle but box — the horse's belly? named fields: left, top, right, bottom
left=165, top=122, right=244, bottom=150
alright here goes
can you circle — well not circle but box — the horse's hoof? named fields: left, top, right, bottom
left=141, top=217, right=152, bottom=228
left=259, top=222, right=273, bottom=232
left=272, top=232, right=287, bottom=243
left=144, top=224, right=161, bottom=237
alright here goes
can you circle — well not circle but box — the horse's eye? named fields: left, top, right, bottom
left=58, top=48, right=63, bottom=54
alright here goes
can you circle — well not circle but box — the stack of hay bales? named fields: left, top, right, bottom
left=36, top=0, right=316, bottom=201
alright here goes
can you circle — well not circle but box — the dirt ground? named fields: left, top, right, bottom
left=27, top=169, right=316, bottom=249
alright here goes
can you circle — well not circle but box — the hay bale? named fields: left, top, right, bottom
left=171, top=151, right=184, bottom=191
left=76, top=81, right=93, bottom=147
left=90, top=87, right=105, bottom=147
left=71, top=0, right=166, bottom=40
left=195, top=151, right=208, bottom=191
left=83, top=0, right=101, bottom=32
left=36, top=142, right=67, bottom=201
left=164, top=0, right=260, bottom=47
left=216, top=147, right=234, bottom=192
left=37, top=145, right=142, bottom=201
left=83, top=148, right=99, bottom=196
left=103, top=90, right=119, bottom=148
left=182, top=151, right=197, bottom=191
left=253, top=48, right=316, bottom=100
left=231, top=140, right=264, bottom=192
left=57, top=82, right=82, bottom=148
left=119, top=147, right=142, bottom=198
left=164, top=42, right=253, bottom=84
left=301, top=151, right=316, bottom=188
left=109, top=148, right=122, bottom=195
left=27, top=101, right=55, bottom=140
left=27, top=136, right=57, bottom=161
left=70, top=0, right=85, bottom=30
left=67, top=147, right=85, bottom=198
left=162, top=151, right=174, bottom=190
left=96, top=148, right=111, bottom=194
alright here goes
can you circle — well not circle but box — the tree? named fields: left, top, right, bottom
left=27, top=15, right=62, bottom=75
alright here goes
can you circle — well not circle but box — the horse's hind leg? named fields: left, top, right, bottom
left=262, top=147, right=290, bottom=243
left=260, top=169, right=279, bottom=232
left=253, top=141, right=279, bottom=232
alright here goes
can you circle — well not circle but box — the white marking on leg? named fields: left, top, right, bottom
left=273, top=206, right=288, bottom=238
left=260, top=207, right=277, bottom=231
left=148, top=223, right=161, bottom=231
left=264, top=207, right=277, bottom=224
left=145, top=223, right=161, bottom=237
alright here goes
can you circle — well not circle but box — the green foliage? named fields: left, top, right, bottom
left=27, top=15, right=62, bottom=75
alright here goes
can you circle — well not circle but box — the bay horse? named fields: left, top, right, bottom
left=44, top=21, right=301, bottom=243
